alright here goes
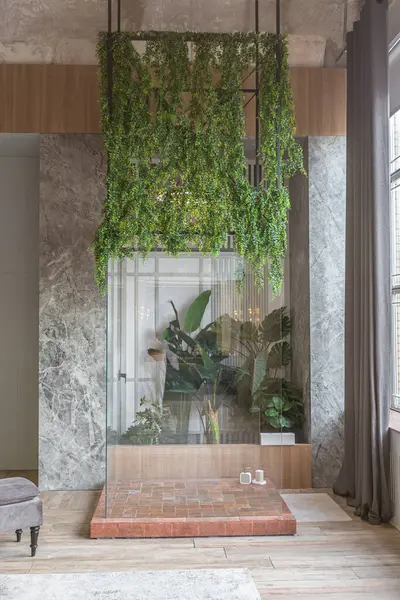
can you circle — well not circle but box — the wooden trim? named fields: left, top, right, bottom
left=108, top=443, right=312, bottom=489
left=0, top=64, right=346, bottom=136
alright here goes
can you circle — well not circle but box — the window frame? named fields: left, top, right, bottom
left=390, top=110, right=400, bottom=411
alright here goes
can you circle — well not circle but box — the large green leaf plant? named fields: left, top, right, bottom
left=148, top=290, right=238, bottom=444
left=214, top=307, right=304, bottom=431
left=149, top=291, right=304, bottom=442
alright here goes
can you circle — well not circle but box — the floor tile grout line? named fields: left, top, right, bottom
left=350, top=566, right=361, bottom=579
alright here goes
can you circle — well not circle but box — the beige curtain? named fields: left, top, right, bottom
left=333, top=0, right=392, bottom=523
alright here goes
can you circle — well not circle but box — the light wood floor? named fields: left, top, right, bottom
left=0, top=491, right=400, bottom=599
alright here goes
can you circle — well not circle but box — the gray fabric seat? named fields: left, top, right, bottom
left=0, top=477, right=43, bottom=557
left=0, top=477, right=39, bottom=506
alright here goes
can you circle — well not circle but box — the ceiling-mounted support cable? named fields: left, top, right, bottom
left=107, top=0, right=113, bottom=121
left=254, top=0, right=260, bottom=188
left=336, top=0, right=348, bottom=63
left=105, top=0, right=283, bottom=191
left=276, top=0, right=281, bottom=188
left=117, top=0, right=121, bottom=32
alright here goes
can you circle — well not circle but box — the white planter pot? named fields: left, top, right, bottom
left=260, top=432, right=295, bottom=446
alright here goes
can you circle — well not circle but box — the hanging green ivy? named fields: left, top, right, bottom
left=93, top=31, right=304, bottom=293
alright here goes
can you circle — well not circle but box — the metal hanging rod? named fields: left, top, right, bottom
left=254, top=0, right=260, bottom=188
left=113, top=32, right=268, bottom=41
left=106, top=0, right=283, bottom=192
left=107, top=0, right=280, bottom=40
left=276, top=0, right=281, bottom=188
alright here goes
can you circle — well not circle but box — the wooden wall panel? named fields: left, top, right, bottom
left=0, top=64, right=345, bottom=136
left=291, top=67, right=346, bottom=136
left=243, top=67, right=346, bottom=137
left=108, top=443, right=312, bottom=489
left=0, top=64, right=100, bottom=133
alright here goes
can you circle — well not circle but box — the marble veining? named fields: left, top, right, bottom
left=309, top=136, right=346, bottom=488
left=39, top=135, right=106, bottom=490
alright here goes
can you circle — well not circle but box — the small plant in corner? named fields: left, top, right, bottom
left=119, top=397, right=171, bottom=445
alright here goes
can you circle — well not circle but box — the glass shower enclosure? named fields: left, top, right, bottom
left=99, top=244, right=293, bottom=537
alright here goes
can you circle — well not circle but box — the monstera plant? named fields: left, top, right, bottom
left=213, top=307, right=304, bottom=432
left=148, top=291, right=238, bottom=444
left=149, top=293, right=304, bottom=442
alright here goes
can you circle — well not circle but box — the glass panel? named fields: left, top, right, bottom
left=105, top=250, right=291, bottom=526
left=391, top=109, right=400, bottom=410
left=390, top=110, right=400, bottom=175
left=105, top=259, right=123, bottom=518
left=391, top=181, right=400, bottom=283
left=393, top=293, right=400, bottom=409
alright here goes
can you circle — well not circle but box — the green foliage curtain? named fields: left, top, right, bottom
left=94, top=31, right=304, bottom=293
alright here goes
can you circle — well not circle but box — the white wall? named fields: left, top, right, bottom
left=0, top=134, right=39, bottom=470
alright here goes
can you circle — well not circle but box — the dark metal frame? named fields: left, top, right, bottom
left=105, top=0, right=282, bottom=190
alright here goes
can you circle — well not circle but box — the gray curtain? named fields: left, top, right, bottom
left=333, top=0, right=392, bottom=523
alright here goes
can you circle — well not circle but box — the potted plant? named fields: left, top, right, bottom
left=119, top=397, right=173, bottom=445
left=213, top=306, right=304, bottom=445
left=149, top=293, right=304, bottom=445
left=148, top=291, right=238, bottom=444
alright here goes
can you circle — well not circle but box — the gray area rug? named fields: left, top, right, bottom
left=0, top=569, right=261, bottom=600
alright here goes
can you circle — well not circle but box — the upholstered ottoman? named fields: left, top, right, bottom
left=0, top=477, right=43, bottom=556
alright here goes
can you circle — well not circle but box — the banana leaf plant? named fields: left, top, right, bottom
left=213, top=307, right=304, bottom=431
left=148, top=290, right=238, bottom=444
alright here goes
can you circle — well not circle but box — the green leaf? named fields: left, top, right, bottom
left=268, top=342, right=292, bottom=369
left=162, top=327, right=176, bottom=342
left=195, top=363, right=219, bottom=383
left=200, top=348, right=215, bottom=370
left=240, top=321, right=259, bottom=342
left=184, top=290, right=211, bottom=332
left=252, top=349, right=268, bottom=396
left=175, top=328, right=196, bottom=349
left=259, top=378, right=284, bottom=395
left=164, top=357, right=202, bottom=393
left=272, top=395, right=284, bottom=411
left=169, top=300, right=180, bottom=328
left=264, top=408, right=279, bottom=418
left=260, top=307, right=291, bottom=342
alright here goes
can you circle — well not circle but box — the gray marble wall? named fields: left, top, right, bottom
left=38, top=134, right=345, bottom=490
left=39, top=134, right=106, bottom=490
left=309, top=136, right=346, bottom=487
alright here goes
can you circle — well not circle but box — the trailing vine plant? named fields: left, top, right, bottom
left=93, top=31, right=304, bottom=294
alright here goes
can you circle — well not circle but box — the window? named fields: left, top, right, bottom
left=390, top=110, right=400, bottom=409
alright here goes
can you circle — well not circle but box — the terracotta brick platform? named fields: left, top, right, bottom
left=90, top=479, right=296, bottom=538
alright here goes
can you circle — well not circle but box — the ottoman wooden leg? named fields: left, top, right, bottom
left=15, top=529, right=22, bottom=542
left=30, top=526, right=40, bottom=557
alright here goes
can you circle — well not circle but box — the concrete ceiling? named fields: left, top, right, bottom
left=0, top=0, right=364, bottom=66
